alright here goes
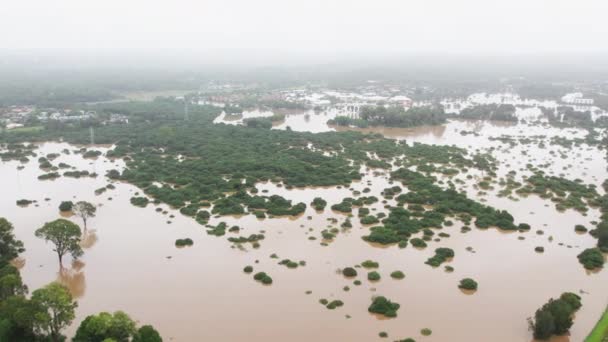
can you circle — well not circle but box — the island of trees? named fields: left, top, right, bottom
left=328, top=105, right=446, bottom=128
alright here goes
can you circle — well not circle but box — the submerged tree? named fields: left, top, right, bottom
left=528, top=292, right=582, bottom=340
left=35, top=219, right=83, bottom=267
left=31, top=282, right=77, bottom=342
left=73, top=201, right=96, bottom=230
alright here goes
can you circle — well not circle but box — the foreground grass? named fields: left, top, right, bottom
left=586, top=308, right=608, bottom=342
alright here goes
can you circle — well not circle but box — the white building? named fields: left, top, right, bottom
left=561, top=92, right=594, bottom=105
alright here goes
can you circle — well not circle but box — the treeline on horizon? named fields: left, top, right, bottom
left=1, top=56, right=608, bottom=108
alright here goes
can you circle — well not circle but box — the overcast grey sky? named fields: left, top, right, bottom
left=2, top=0, right=608, bottom=63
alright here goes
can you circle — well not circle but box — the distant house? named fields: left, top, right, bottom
left=6, top=123, right=24, bottom=129
left=561, top=92, right=594, bottom=105
left=389, top=95, right=413, bottom=109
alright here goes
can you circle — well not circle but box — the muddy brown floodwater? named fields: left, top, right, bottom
left=2, top=116, right=607, bottom=342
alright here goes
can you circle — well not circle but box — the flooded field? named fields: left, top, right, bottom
left=2, top=115, right=607, bottom=341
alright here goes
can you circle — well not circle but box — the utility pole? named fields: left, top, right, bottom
left=89, top=126, right=95, bottom=145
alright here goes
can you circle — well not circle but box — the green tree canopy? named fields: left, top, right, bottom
left=0, top=265, right=28, bottom=301
left=73, top=201, right=97, bottom=230
left=0, top=217, right=25, bottom=265
left=74, top=311, right=163, bottom=342
left=73, top=311, right=137, bottom=342
left=35, top=219, right=83, bottom=267
left=133, top=325, right=163, bottom=342
left=31, top=282, right=77, bottom=342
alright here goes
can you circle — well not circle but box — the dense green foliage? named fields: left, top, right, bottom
left=529, top=292, right=582, bottom=340
left=35, top=219, right=83, bottom=267
left=363, top=170, right=518, bottom=245
left=368, top=296, right=400, bottom=318
left=426, top=248, right=455, bottom=267
left=73, top=311, right=136, bottom=342
left=325, top=299, right=344, bottom=310
left=175, top=238, right=194, bottom=247
left=457, top=104, right=517, bottom=122
left=458, top=278, right=478, bottom=290
left=311, top=197, right=327, bottom=211
left=361, top=260, right=379, bottom=269
left=516, top=173, right=599, bottom=213
left=73, top=310, right=162, bottom=342
left=390, top=271, right=405, bottom=279
left=577, top=248, right=605, bottom=270
left=31, top=282, right=78, bottom=341
left=16, top=199, right=33, bottom=206
left=329, top=105, right=446, bottom=128
left=342, top=267, right=358, bottom=277
left=253, top=272, right=273, bottom=285
left=58, top=201, right=73, bottom=212
left=130, top=197, right=150, bottom=207
left=367, top=271, right=381, bottom=281
left=0, top=218, right=25, bottom=265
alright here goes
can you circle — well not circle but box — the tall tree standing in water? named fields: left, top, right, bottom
left=35, top=219, right=83, bottom=268
left=73, top=201, right=96, bottom=231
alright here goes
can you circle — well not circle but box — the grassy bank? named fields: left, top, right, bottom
left=586, top=308, right=608, bottom=342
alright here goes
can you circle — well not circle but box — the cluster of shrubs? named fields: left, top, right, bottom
left=329, top=105, right=446, bottom=128
left=457, top=104, right=517, bottom=122
left=361, top=260, right=379, bottom=268
left=82, top=150, right=102, bottom=158
left=342, top=267, right=358, bottom=277
left=367, top=271, right=381, bottom=281
left=577, top=248, right=604, bottom=270
left=458, top=278, right=478, bottom=291
left=227, top=234, right=265, bottom=244
left=368, top=296, right=400, bottom=317
left=361, top=168, right=520, bottom=246
left=319, top=298, right=344, bottom=310
left=516, top=173, right=599, bottom=213
left=175, top=238, right=193, bottom=247
left=38, top=172, right=61, bottom=180
left=331, top=196, right=378, bottom=213
left=59, top=201, right=73, bottom=212
left=311, top=197, right=327, bottom=210
left=64, top=170, right=92, bottom=178
left=130, top=196, right=150, bottom=207
left=425, top=248, right=454, bottom=267
left=16, top=199, right=33, bottom=206
left=278, top=259, right=303, bottom=269
left=213, top=192, right=306, bottom=217
left=206, top=222, right=228, bottom=237
left=253, top=272, right=273, bottom=284
left=529, top=292, right=582, bottom=340
left=390, top=271, right=405, bottom=279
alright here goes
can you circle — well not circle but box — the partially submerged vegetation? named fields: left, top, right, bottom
left=528, top=292, right=582, bottom=340
left=368, top=296, right=400, bottom=318
left=2, top=93, right=607, bottom=341
left=458, top=278, right=478, bottom=291
left=577, top=248, right=605, bottom=270
left=329, top=105, right=446, bottom=128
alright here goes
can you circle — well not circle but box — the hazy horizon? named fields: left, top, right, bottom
left=2, top=0, right=608, bottom=67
